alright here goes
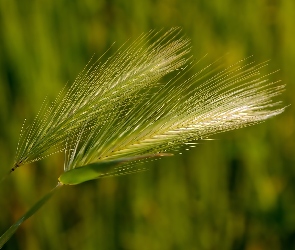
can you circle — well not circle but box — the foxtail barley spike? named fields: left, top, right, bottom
left=13, top=27, right=285, bottom=174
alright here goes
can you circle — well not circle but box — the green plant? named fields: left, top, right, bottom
left=0, top=28, right=285, bottom=248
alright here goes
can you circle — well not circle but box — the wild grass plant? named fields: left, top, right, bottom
left=0, top=28, right=285, bottom=248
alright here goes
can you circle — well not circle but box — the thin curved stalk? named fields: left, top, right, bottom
left=0, top=182, right=63, bottom=249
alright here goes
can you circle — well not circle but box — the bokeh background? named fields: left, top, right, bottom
left=0, top=0, right=294, bottom=249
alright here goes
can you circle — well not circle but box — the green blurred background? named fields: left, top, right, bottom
left=0, top=0, right=294, bottom=249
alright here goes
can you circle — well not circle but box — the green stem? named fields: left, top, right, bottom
left=0, top=182, right=63, bottom=249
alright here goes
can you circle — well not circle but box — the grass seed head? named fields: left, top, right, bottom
left=13, top=28, right=285, bottom=175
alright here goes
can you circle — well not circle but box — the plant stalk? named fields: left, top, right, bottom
left=0, top=182, right=63, bottom=249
